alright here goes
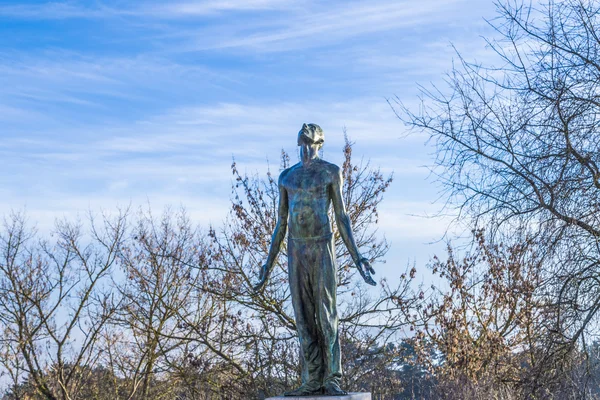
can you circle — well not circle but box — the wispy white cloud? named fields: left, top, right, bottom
left=0, top=2, right=118, bottom=19
left=0, top=104, right=44, bottom=121
left=0, top=0, right=299, bottom=20
left=378, top=202, right=455, bottom=240
left=157, top=0, right=301, bottom=16
left=0, top=0, right=489, bottom=56
left=184, top=0, right=472, bottom=52
left=1, top=98, right=410, bottom=160
left=0, top=195, right=230, bottom=236
left=0, top=51, right=232, bottom=92
left=95, top=99, right=412, bottom=154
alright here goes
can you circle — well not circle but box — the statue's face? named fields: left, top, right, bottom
left=299, top=135, right=322, bottom=161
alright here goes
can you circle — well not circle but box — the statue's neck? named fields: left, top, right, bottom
left=301, top=154, right=319, bottom=166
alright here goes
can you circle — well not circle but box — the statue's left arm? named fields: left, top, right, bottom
left=253, top=173, right=289, bottom=292
left=330, top=167, right=377, bottom=286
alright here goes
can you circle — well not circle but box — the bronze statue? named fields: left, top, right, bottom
left=254, top=123, right=376, bottom=396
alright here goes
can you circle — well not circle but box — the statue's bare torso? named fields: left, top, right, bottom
left=281, top=159, right=338, bottom=239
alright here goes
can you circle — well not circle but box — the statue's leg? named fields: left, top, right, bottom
left=313, top=237, right=343, bottom=388
left=288, top=238, right=323, bottom=390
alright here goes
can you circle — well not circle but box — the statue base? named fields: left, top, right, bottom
left=266, top=393, right=371, bottom=400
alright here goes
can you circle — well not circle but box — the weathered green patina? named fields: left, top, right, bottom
left=254, top=123, right=376, bottom=397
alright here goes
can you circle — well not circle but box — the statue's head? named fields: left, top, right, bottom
left=297, top=123, right=324, bottom=149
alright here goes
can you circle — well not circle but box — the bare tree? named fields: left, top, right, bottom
left=104, top=207, right=208, bottom=400
left=394, top=0, right=600, bottom=389
left=0, top=210, right=126, bottom=400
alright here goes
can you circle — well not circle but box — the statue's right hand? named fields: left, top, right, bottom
left=253, top=264, right=270, bottom=292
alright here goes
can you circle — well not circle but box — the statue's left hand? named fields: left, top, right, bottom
left=356, top=257, right=376, bottom=286
left=253, top=264, right=270, bottom=292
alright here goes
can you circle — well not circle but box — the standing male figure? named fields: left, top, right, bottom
left=254, top=123, right=377, bottom=396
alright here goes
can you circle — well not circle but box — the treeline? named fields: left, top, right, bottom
left=2, top=140, right=600, bottom=400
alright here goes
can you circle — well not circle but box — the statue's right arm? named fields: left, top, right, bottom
left=265, top=175, right=289, bottom=270
left=254, top=174, right=288, bottom=291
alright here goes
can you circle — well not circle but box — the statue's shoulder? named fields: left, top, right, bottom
left=278, top=162, right=301, bottom=182
left=319, top=160, right=341, bottom=175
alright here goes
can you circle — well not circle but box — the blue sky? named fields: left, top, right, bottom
left=0, top=0, right=500, bottom=281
